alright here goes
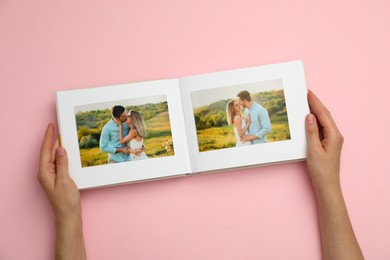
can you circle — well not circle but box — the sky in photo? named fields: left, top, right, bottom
left=74, top=95, right=167, bottom=113
left=191, top=79, right=283, bottom=108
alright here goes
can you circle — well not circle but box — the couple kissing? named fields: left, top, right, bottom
left=226, top=90, right=271, bottom=147
left=100, top=105, right=148, bottom=163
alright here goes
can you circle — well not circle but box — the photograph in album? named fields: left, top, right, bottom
left=74, top=94, right=174, bottom=168
left=191, top=79, right=290, bottom=152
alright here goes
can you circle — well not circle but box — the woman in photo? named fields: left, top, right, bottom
left=226, top=99, right=251, bottom=147
left=115, top=110, right=149, bottom=161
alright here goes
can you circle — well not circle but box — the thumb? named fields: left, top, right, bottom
left=55, top=146, right=70, bottom=180
left=306, top=114, right=322, bottom=152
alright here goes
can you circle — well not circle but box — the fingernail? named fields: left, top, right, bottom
left=307, top=114, right=315, bottom=125
left=57, top=146, right=64, bottom=156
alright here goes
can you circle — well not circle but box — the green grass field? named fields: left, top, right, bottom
left=80, top=147, right=108, bottom=167
left=79, top=111, right=174, bottom=167
left=79, top=111, right=290, bottom=165
left=80, top=136, right=174, bottom=167
left=196, top=113, right=290, bottom=152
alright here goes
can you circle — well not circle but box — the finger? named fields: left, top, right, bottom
left=307, top=90, right=339, bottom=134
left=40, top=124, right=55, bottom=165
left=55, top=146, right=70, bottom=182
left=305, top=114, right=323, bottom=152
left=308, top=91, right=344, bottom=153
left=51, top=138, right=60, bottom=164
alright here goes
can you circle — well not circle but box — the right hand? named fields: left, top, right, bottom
left=305, top=91, right=344, bottom=193
left=135, top=149, right=143, bottom=156
left=116, top=147, right=131, bottom=154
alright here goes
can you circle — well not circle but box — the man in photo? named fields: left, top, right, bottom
left=237, top=90, right=271, bottom=144
left=100, top=105, right=131, bottom=163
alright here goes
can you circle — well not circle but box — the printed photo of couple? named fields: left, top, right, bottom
left=191, top=79, right=291, bottom=152
left=74, top=95, right=174, bottom=168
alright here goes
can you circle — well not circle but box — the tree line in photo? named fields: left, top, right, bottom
left=194, top=89, right=291, bottom=152
left=76, top=101, right=174, bottom=167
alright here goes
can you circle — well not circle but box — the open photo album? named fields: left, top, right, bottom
left=56, top=60, right=309, bottom=189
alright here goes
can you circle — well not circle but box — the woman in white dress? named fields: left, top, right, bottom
left=116, top=110, right=148, bottom=161
left=226, top=99, right=251, bottom=147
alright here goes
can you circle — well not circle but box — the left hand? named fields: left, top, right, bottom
left=240, top=135, right=250, bottom=142
left=38, top=124, right=81, bottom=220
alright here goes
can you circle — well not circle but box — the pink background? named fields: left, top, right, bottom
left=1, top=0, right=389, bottom=259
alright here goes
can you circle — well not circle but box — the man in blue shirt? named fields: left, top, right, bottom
left=100, top=105, right=131, bottom=163
left=237, top=90, right=271, bottom=144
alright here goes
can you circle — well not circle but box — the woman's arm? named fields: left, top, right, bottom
left=119, top=128, right=136, bottom=144
left=241, top=114, right=250, bottom=135
left=306, top=91, right=364, bottom=260
left=113, top=119, right=135, bottom=144
left=38, top=124, right=87, bottom=260
left=234, top=115, right=249, bottom=137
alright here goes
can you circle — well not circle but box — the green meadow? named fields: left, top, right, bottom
left=77, top=102, right=174, bottom=168
left=194, top=89, right=291, bottom=152
left=196, top=113, right=290, bottom=152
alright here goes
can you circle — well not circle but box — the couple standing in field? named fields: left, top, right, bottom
left=100, top=105, right=148, bottom=163
left=226, top=90, right=271, bottom=147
